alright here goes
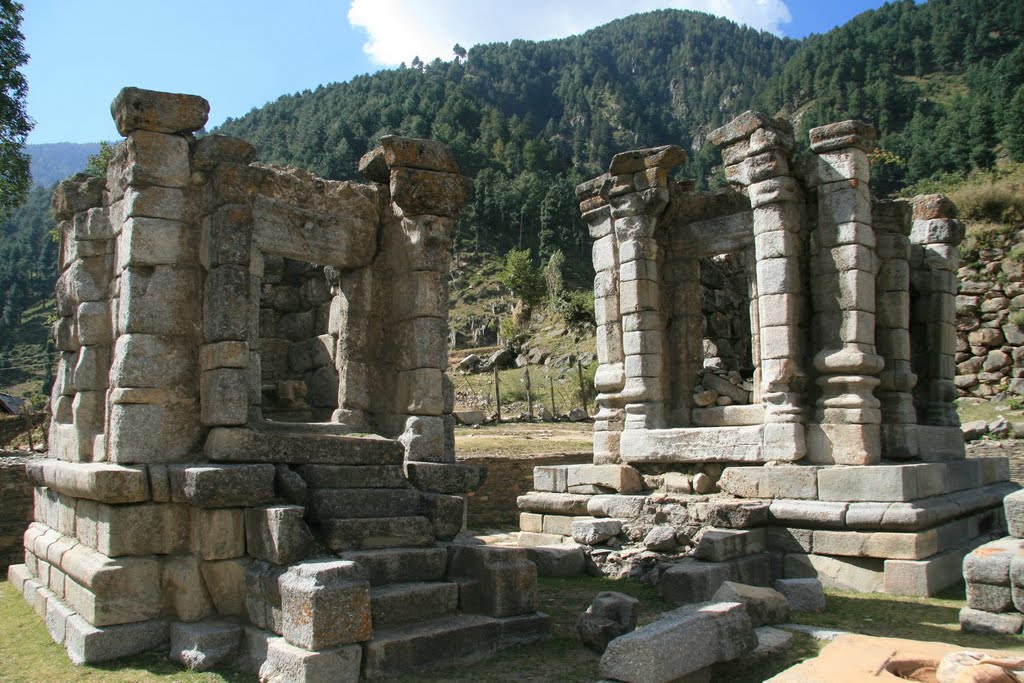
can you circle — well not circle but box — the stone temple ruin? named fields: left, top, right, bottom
left=6, top=86, right=1023, bottom=680
left=517, top=112, right=1018, bottom=600
left=5, top=88, right=549, bottom=678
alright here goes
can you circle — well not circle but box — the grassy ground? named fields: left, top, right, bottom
left=958, top=397, right=1024, bottom=434
left=455, top=421, right=593, bottom=457
left=3, top=576, right=1023, bottom=683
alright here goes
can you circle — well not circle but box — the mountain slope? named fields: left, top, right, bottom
left=27, top=142, right=100, bottom=187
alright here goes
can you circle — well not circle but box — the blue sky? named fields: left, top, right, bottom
left=23, top=0, right=890, bottom=145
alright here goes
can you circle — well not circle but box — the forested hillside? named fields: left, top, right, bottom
left=27, top=143, right=99, bottom=187
left=217, top=10, right=796, bottom=266
left=3, top=0, right=1023, bottom=396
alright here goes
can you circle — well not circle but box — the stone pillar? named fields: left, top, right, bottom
left=368, top=137, right=470, bottom=464
left=709, top=112, right=806, bottom=461
left=806, top=120, right=882, bottom=465
left=578, top=146, right=684, bottom=461
left=105, top=88, right=209, bottom=464
left=577, top=176, right=626, bottom=463
left=910, top=194, right=964, bottom=427
left=50, top=175, right=109, bottom=462
left=874, top=200, right=918, bottom=458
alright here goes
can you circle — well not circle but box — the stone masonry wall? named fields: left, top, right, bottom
left=0, top=453, right=35, bottom=571
left=955, top=226, right=1024, bottom=398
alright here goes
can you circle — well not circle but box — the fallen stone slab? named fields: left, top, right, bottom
left=578, top=591, right=640, bottom=653
left=749, top=626, right=794, bottom=659
left=572, top=518, right=622, bottom=545
left=599, top=601, right=756, bottom=683
left=657, top=554, right=772, bottom=605
left=517, top=492, right=592, bottom=516
left=712, top=581, right=790, bottom=627
left=773, top=578, right=825, bottom=613
left=169, top=621, right=241, bottom=671
left=523, top=544, right=586, bottom=577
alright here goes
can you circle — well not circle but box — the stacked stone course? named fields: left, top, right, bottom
left=7, top=87, right=549, bottom=680
left=518, top=110, right=1017, bottom=600
left=959, top=489, right=1024, bottom=634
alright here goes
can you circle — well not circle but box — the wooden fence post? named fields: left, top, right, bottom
left=493, top=366, right=502, bottom=422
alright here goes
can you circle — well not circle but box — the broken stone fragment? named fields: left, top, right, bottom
left=578, top=590, right=639, bottom=653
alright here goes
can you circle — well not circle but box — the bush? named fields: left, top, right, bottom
left=556, top=289, right=596, bottom=331
left=951, top=183, right=1024, bottom=224
left=499, top=249, right=546, bottom=310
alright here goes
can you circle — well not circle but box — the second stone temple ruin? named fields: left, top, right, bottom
left=517, top=112, right=1017, bottom=599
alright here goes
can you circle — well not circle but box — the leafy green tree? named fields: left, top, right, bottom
left=85, top=141, right=118, bottom=178
left=0, top=0, right=33, bottom=218
left=499, top=248, right=546, bottom=322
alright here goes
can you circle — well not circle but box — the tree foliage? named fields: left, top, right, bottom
left=0, top=0, right=32, bottom=218
left=500, top=248, right=546, bottom=309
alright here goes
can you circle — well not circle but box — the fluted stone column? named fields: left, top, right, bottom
left=709, top=112, right=806, bottom=461
left=874, top=200, right=918, bottom=458
left=806, top=120, right=882, bottom=465
left=910, top=194, right=964, bottom=428
left=578, top=146, right=683, bottom=462
left=578, top=176, right=626, bottom=463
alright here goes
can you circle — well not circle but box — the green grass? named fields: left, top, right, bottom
left=957, top=397, right=1024, bottom=433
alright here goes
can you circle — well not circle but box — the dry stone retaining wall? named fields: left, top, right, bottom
left=0, top=453, right=35, bottom=571
left=955, top=227, right=1024, bottom=399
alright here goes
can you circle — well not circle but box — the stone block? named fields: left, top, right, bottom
left=707, top=501, right=770, bottom=529
left=693, top=528, right=765, bottom=562
left=406, top=462, right=486, bottom=493
left=119, top=265, right=200, bottom=335
left=773, top=578, right=825, bottom=612
left=279, top=560, right=372, bottom=650
left=192, top=135, right=256, bottom=171
left=169, top=621, right=242, bottom=671
left=199, top=367, right=249, bottom=426
left=38, top=460, right=150, bottom=503
left=110, top=333, right=194, bottom=388
left=966, top=581, right=1013, bottom=612
left=53, top=174, right=105, bottom=221
left=959, top=607, right=1023, bottom=635
left=205, top=427, right=404, bottom=465
left=162, top=554, right=216, bottom=622
left=523, top=544, right=587, bottom=577
left=108, top=398, right=202, bottom=464
left=784, top=553, right=884, bottom=592
left=572, top=518, right=622, bottom=545
left=397, top=368, right=444, bottom=415
left=517, top=492, right=592, bottom=516
left=817, top=465, right=919, bottom=502
left=337, top=547, right=447, bottom=586
left=565, top=464, right=642, bottom=494
left=191, top=507, right=245, bottom=560
left=541, top=514, right=592, bottom=537
left=259, top=637, right=362, bottom=683
left=963, top=538, right=1024, bottom=585
left=245, top=505, right=314, bottom=565
left=111, top=87, right=209, bottom=136
left=294, top=464, right=405, bottom=489
left=811, top=529, right=937, bottom=560
left=309, top=488, right=420, bottom=520
left=321, top=516, right=435, bottom=551
left=169, top=464, right=275, bottom=508
left=1005, top=489, right=1024, bottom=538
left=199, top=340, right=249, bottom=371
left=719, top=465, right=819, bottom=500
left=712, top=581, right=790, bottom=627
left=533, top=465, right=569, bottom=493
left=447, top=544, right=537, bottom=617
left=88, top=501, right=189, bottom=557
left=419, top=492, right=465, bottom=540
left=200, top=558, right=249, bottom=617
left=599, top=601, right=757, bottom=683
left=657, top=555, right=772, bottom=605
left=59, top=542, right=162, bottom=626
left=64, top=614, right=169, bottom=664
left=587, top=494, right=648, bottom=519
left=519, top=512, right=543, bottom=533
left=768, top=499, right=847, bottom=528
left=45, top=595, right=75, bottom=644
left=203, top=265, right=250, bottom=341
left=398, top=415, right=449, bottom=463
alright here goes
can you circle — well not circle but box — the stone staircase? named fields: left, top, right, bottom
left=244, top=429, right=547, bottom=680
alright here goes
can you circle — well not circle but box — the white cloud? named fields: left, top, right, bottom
left=347, top=0, right=792, bottom=66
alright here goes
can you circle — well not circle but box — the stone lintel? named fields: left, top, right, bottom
left=380, top=135, right=459, bottom=175
left=111, top=87, right=209, bottom=137
left=808, top=119, right=875, bottom=153
left=690, top=212, right=754, bottom=256
left=608, top=145, right=687, bottom=175
left=619, top=426, right=776, bottom=464
left=709, top=110, right=792, bottom=148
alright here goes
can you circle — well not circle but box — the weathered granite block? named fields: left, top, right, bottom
left=245, top=505, right=314, bottom=565
left=169, top=464, right=275, bottom=508
left=64, top=614, right=169, bottom=664
left=169, top=621, right=242, bottom=672
left=447, top=545, right=537, bottom=618
left=279, top=560, right=372, bottom=650
left=599, top=601, right=756, bottom=683
left=260, top=637, right=362, bottom=683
